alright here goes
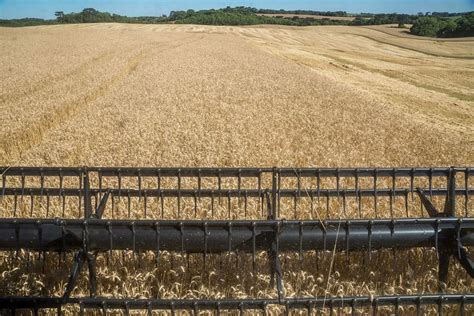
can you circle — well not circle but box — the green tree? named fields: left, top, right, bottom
left=410, top=16, right=446, bottom=36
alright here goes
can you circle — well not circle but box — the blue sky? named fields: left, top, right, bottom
left=1, top=0, right=473, bottom=19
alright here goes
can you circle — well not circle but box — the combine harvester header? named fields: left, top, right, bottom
left=0, top=166, right=473, bottom=314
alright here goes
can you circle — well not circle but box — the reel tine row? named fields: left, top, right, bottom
left=0, top=167, right=472, bottom=219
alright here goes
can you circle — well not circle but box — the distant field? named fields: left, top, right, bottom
left=257, top=13, right=356, bottom=21
left=0, top=23, right=473, bottom=311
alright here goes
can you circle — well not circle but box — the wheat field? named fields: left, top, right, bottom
left=0, top=23, right=473, bottom=314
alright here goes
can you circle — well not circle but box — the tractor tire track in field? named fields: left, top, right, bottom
left=0, top=51, right=114, bottom=105
left=1, top=48, right=146, bottom=162
left=1, top=37, right=203, bottom=163
left=344, top=33, right=474, bottom=59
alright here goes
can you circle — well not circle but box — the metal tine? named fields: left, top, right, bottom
left=111, top=195, right=115, bottom=219
left=94, top=192, right=98, bottom=211
left=216, top=303, right=221, bottom=316
left=127, top=190, right=131, bottom=218
left=389, top=189, right=394, bottom=218
left=46, top=191, right=50, bottom=217
left=146, top=302, right=153, bottom=316
left=117, top=170, right=122, bottom=201
left=395, top=297, right=400, bottom=316
left=329, top=299, right=334, bottom=316
left=322, top=220, right=327, bottom=253
left=98, top=172, right=102, bottom=200
left=326, top=191, right=330, bottom=218
left=218, top=169, right=222, bottom=205
left=80, top=302, right=84, bottom=316
left=355, top=169, right=359, bottom=205
left=194, top=302, right=199, bottom=316
left=13, top=192, right=17, bottom=217
left=131, top=221, right=136, bottom=258
left=374, top=170, right=378, bottom=218
left=228, top=222, right=233, bottom=257
left=306, top=302, right=313, bottom=316
left=40, top=170, right=44, bottom=200
left=358, top=190, right=362, bottom=218
left=238, top=169, right=242, bottom=206
left=137, top=169, right=142, bottom=202
left=258, top=172, right=262, bottom=215
left=372, top=298, right=378, bottom=316
left=277, top=171, right=281, bottom=217
left=457, top=219, right=464, bottom=259
left=416, top=297, right=422, bottom=316
left=37, top=220, right=44, bottom=264
left=252, top=222, right=256, bottom=271
left=368, top=220, right=373, bottom=262
left=405, top=189, right=409, bottom=217
left=180, top=222, right=185, bottom=253
left=336, top=168, right=340, bottom=200
left=107, top=221, right=113, bottom=265
left=20, top=172, right=25, bottom=203
left=1, top=171, right=6, bottom=201
left=244, top=191, right=248, bottom=218
left=211, top=191, right=215, bottom=218
left=310, top=194, right=314, bottom=219
left=299, top=221, right=304, bottom=262
left=124, top=301, right=130, bottom=316
left=294, top=191, right=298, bottom=219
left=342, top=190, right=347, bottom=217
left=14, top=220, right=19, bottom=260
left=194, top=190, right=198, bottom=218
left=465, top=168, right=470, bottom=216
left=61, top=221, right=66, bottom=263
left=154, top=221, right=160, bottom=266
left=102, top=301, right=107, bottom=316
left=171, top=302, right=176, bottom=316
left=197, top=169, right=202, bottom=201
left=228, top=191, right=232, bottom=219
left=78, top=173, right=82, bottom=212
left=203, top=222, right=208, bottom=269
left=435, top=219, right=440, bottom=259
left=316, top=169, right=321, bottom=203
left=438, top=296, right=444, bottom=316
left=429, top=168, right=434, bottom=198
left=61, top=190, right=66, bottom=217
left=143, top=190, right=148, bottom=218
left=297, top=169, right=301, bottom=200
left=392, top=168, right=397, bottom=215
left=160, top=190, right=164, bottom=218
left=177, top=169, right=181, bottom=218
left=460, top=295, right=466, bottom=316
left=346, top=221, right=350, bottom=259
left=420, top=189, right=425, bottom=217
left=30, top=190, right=34, bottom=217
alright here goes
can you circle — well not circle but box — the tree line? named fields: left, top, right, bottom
left=410, top=13, right=474, bottom=37
left=1, top=7, right=472, bottom=38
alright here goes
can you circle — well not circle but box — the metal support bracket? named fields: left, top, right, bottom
left=416, top=168, right=474, bottom=289
left=63, top=169, right=108, bottom=300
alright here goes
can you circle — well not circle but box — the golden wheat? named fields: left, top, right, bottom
left=0, top=23, right=473, bottom=314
